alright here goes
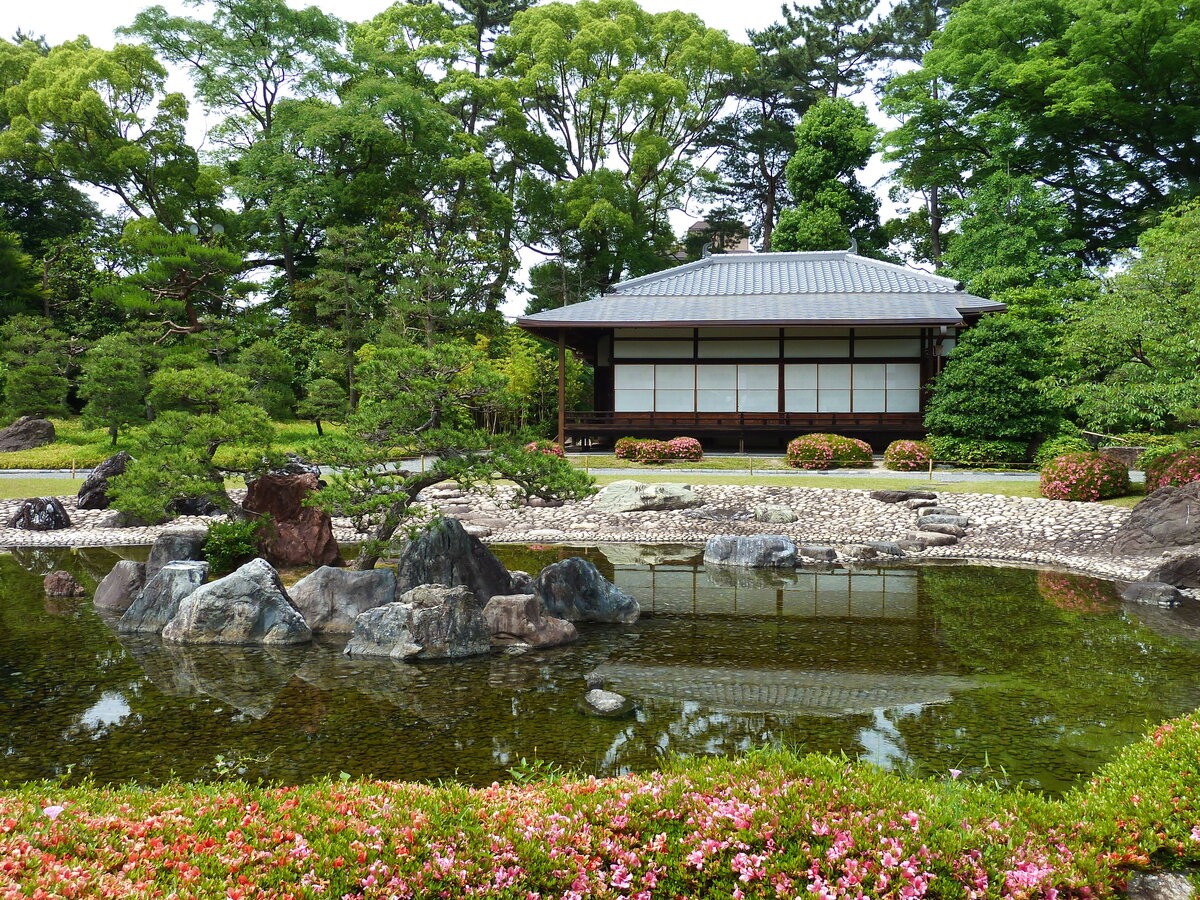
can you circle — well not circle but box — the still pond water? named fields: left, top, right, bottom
left=3, top=544, right=1200, bottom=795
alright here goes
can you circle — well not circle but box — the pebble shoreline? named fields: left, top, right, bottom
left=0, top=483, right=1187, bottom=591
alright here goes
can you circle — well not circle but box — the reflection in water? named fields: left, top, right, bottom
left=2, top=545, right=1200, bottom=794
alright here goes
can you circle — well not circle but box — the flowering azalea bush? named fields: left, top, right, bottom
left=614, top=436, right=703, bottom=463
left=1145, top=449, right=1200, bottom=492
left=883, top=439, right=934, bottom=471
left=1039, top=452, right=1131, bottom=501
left=3, top=711, right=1200, bottom=898
left=524, top=440, right=565, bottom=458
left=786, top=433, right=873, bottom=469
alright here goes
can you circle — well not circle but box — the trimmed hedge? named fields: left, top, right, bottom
left=883, top=439, right=934, bottom=471
left=928, top=435, right=1029, bottom=469
left=1039, top=452, right=1131, bottom=501
left=1145, top=449, right=1200, bottom=492
left=1034, top=435, right=1093, bottom=469
left=614, top=436, right=703, bottom=463
left=786, top=433, right=873, bottom=470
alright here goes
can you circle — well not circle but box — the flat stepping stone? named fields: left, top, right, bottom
left=923, top=506, right=961, bottom=517
left=870, top=490, right=937, bottom=504
left=906, top=531, right=958, bottom=547
left=798, top=544, right=837, bottom=562
left=919, top=523, right=966, bottom=537
left=918, top=514, right=969, bottom=528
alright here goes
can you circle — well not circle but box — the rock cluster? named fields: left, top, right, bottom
left=344, top=584, right=489, bottom=660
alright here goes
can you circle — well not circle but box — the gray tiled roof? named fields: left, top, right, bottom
left=517, top=251, right=1002, bottom=329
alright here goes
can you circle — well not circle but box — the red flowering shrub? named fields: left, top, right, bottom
left=786, top=433, right=873, bottom=469
left=1145, top=450, right=1200, bottom=492
left=1039, top=452, right=1130, bottom=501
left=614, top=436, right=703, bottom=463
left=1036, top=571, right=1121, bottom=614
left=884, top=439, right=934, bottom=471
left=524, top=440, right=564, bottom=458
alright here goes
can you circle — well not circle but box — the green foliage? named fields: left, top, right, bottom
left=203, top=517, right=264, bottom=575
left=1034, top=435, right=1092, bottom=469
left=928, top=435, right=1029, bottom=468
left=772, top=98, right=884, bottom=254
left=482, top=328, right=589, bottom=435
left=78, top=333, right=152, bottom=444
left=232, top=340, right=296, bottom=420
left=785, top=433, right=873, bottom=469
left=3, top=362, right=68, bottom=418
left=295, top=378, right=348, bottom=436
left=0, top=230, right=44, bottom=317
left=924, top=316, right=1059, bottom=443
left=883, top=439, right=934, bottom=471
left=1039, top=452, right=1130, bottom=502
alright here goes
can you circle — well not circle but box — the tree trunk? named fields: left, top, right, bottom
left=110, top=425, right=118, bottom=447
left=315, top=419, right=324, bottom=436
left=762, top=182, right=778, bottom=252
left=350, top=473, right=447, bottom=570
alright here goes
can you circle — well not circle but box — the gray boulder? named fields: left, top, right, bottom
left=905, top=498, right=938, bottom=510
left=907, top=531, right=958, bottom=547
left=161, top=558, right=310, bottom=646
left=923, top=506, right=961, bottom=517
left=798, top=544, right=837, bottom=562
left=509, top=570, right=535, bottom=594
left=94, top=560, right=145, bottom=612
left=1126, top=872, right=1195, bottom=900
left=842, top=544, right=878, bottom=561
left=919, top=523, right=966, bottom=537
left=870, top=489, right=936, bottom=504
left=534, top=557, right=640, bottom=623
left=704, top=535, right=797, bottom=568
left=754, top=504, right=797, bottom=524
left=395, top=518, right=512, bottom=603
left=483, top=594, right=578, bottom=648
left=288, top=566, right=396, bottom=633
left=146, top=529, right=208, bottom=580
left=579, top=688, right=635, bottom=718
left=76, top=452, right=133, bottom=510
left=868, top=541, right=907, bottom=558
left=1113, top=483, right=1200, bottom=555
left=1121, top=581, right=1186, bottom=607
left=344, top=584, right=490, bottom=660
left=6, top=497, right=71, bottom=531
left=917, top=514, right=969, bottom=529
left=0, top=416, right=55, bottom=452
left=119, top=561, right=209, bottom=634
left=1146, top=551, right=1200, bottom=589
left=592, top=480, right=701, bottom=512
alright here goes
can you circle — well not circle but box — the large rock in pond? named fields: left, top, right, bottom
left=119, top=561, right=209, bottom=634
left=76, top=451, right=132, bottom=510
left=243, top=473, right=341, bottom=568
left=704, top=535, right=798, bottom=568
left=395, top=518, right=512, bottom=603
left=94, top=560, right=146, bottom=612
left=43, top=571, right=86, bottom=598
left=288, top=566, right=396, bottom=633
left=6, top=497, right=71, bottom=531
left=1146, top=552, right=1200, bottom=589
left=0, top=416, right=55, bottom=452
left=1113, top=483, right=1200, bottom=555
left=161, top=558, right=311, bottom=646
left=591, top=480, right=701, bottom=513
left=483, top=594, right=578, bottom=648
left=146, top=529, right=208, bottom=580
left=344, top=584, right=490, bottom=660
left=533, top=557, right=640, bottom=624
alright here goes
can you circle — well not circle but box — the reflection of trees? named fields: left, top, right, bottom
left=892, top=566, right=1200, bottom=792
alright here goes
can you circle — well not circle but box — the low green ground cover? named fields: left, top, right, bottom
left=0, top=478, right=84, bottom=500
left=1, top=712, right=1197, bottom=898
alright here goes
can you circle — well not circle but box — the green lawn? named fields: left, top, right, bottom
left=0, top=477, right=84, bottom=500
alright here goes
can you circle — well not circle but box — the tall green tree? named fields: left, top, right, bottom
left=0, top=232, right=44, bottom=318
left=772, top=98, right=884, bottom=253
left=79, top=333, right=152, bottom=445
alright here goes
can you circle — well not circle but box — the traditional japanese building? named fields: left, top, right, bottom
left=517, top=249, right=1004, bottom=447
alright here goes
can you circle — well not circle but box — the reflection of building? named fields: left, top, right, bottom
left=611, top=561, right=920, bottom=619
left=518, top=249, right=1004, bottom=447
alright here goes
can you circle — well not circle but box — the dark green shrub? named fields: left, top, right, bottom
left=1039, top=452, right=1130, bottom=501
left=928, top=435, right=1029, bottom=468
left=203, top=518, right=264, bottom=574
left=786, top=433, right=873, bottom=469
left=1034, top=435, right=1092, bottom=468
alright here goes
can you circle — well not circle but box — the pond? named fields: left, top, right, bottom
left=2, top=544, right=1200, bottom=795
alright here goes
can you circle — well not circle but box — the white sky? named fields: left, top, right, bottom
left=5, top=0, right=902, bottom=316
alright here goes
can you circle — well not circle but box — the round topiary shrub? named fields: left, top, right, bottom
left=786, top=433, right=873, bottom=470
left=1034, top=435, right=1092, bottom=469
left=524, top=440, right=565, bottom=458
left=1145, top=449, right=1200, bottom=492
left=614, top=436, right=703, bottom=463
left=883, top=439, right=933, bottom=471
left=613, top=437, right=642, bottom=460
left=661, top=436, right=703, bottom=462
left=1039, top=452, right=1130, bottom=501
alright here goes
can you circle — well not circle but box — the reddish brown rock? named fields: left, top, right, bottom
left=44, top=570, right=87, bottom=598
left=243, top=474, right=341, bottom=568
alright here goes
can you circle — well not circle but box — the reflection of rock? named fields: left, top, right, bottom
left=704, top=564, right=798, bottom=590
left=0, top=416, right=55, bottom=452
left=395, top=518, right=512, bottom=603
left=119, top=561, right=208, bottom=634
left=146, top=529, right=207, bottom=580
left=9, top=546, right=69, bottom=574
left=44, top=570, right=86, bottom=597
left=162, top=558, right=311, bottom=646
left=597, top=544, right=702, bottom=567
left=592, top=480, right=701, bottom=513
left=1147, top=553, right=1200, bottom=589
left=534, top=557, right=640, bottom=623
left=704, top=535, right=797, bottom=568
left=1114, top=483, right=1200, bottom=554
left=289, top=566, right=396, bottom=633
left=344, top=584, right=490, bottom=660
left=483, top=594, right=578, bottom=648
left=94, top=560, right=145, bottom=612
left=7, top=497, right=71, bottom=531
left=77, top=451, right=132, bottom=510
left=1123, top=599, right=1200, bottom=643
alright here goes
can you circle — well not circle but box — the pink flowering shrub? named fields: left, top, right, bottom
left=1145, top=449, right=1200, bottom=492
left=787, top=433, right=873, bottom=469
left=524, top=440, right=565, bottom=458
left=614, top=436, right=703, bottom=463
left=1036, top=571, right=1122, bottom=614
left=4, top=711, right=1200, bottom=898
left=1039, top=452, right=1130, bottom=502
left=884, top=439, right=934, bottom=471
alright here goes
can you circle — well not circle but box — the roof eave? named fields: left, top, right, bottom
left=516, top=316, right=966, bottom=329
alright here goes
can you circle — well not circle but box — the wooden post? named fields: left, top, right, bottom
left=557, top=329, right=566, bottom=450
